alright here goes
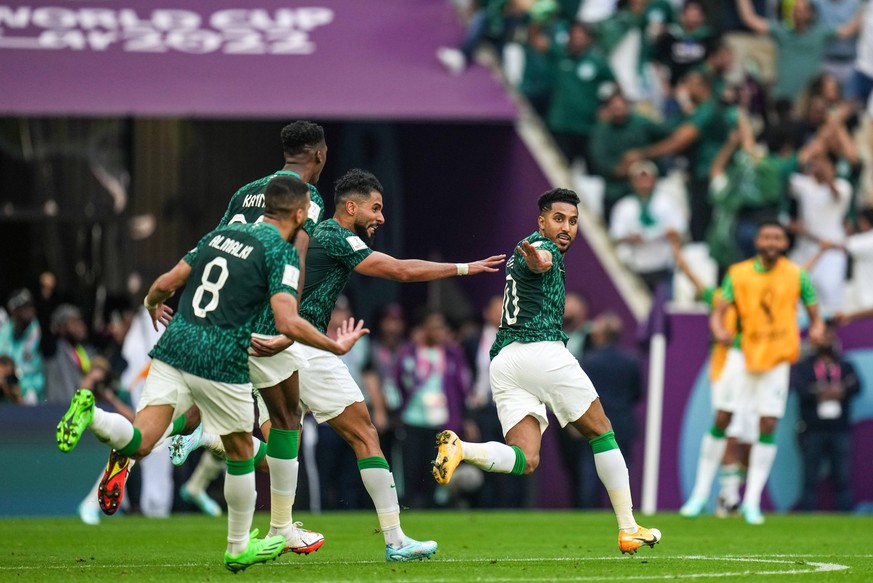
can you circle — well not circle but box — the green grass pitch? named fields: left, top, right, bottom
left=1, top=510, right=871, bottom=581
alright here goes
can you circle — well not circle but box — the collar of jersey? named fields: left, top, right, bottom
left=275, top=170, right=302, bottom=179
left=258, top=222, right=281, bottom=235
left=753, top=256, right=779, bottom=273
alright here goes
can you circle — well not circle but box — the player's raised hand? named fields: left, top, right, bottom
left=334, top=317, right=370, bottom=355
left=466, top=254, right=506, bottom=275
left=148, top=303, right=174, bottom=331
left=518, top=240, right=552, bottom=273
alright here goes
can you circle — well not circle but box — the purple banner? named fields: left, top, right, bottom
left=0, top=1, right=517, bottom=119
left=660, top=313, right=873, bottom=512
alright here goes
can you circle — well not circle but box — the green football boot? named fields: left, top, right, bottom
left=56, top=389, right=95, bottom=453
left=224, top=529, right=286, bottom=573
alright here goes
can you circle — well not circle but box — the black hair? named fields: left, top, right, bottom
left=681, top=68, right=712, bottom=88
left=683, top=0, right=706, bottom=13
left=568, top=21, right=592, bottom=35
left=413, top=307, right=447, bottom=328
left=764, top=124, right=795, bottom=154
left=859, top=207, right=873, bottom=226
left=537, top=188, right=580, bottom=213
left=280, top=121, right=325, bottom=157
left=757, top=218, right=788, bottom=236
left=264, top=175, right=310, bottom=219
left=334, top=168, right=384, bottom=206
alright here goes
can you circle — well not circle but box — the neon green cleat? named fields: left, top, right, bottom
left=57, top=389, right=95, bottom=453
left=224, top=529, right=286, bottom=573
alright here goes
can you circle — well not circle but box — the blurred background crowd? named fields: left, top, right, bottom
left=439, top=0, right=873, bottom=314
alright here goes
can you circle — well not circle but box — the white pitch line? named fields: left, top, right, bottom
left=0, top=554, right=857, bottom=576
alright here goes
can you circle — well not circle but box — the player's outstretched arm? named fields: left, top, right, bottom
left=354, top=251, right=505, bottom=282
left=518, top=240, right=552, bottom=273
left=144, top=259, right=192, bottom=331
left=271, top=293, right=369, bottom=355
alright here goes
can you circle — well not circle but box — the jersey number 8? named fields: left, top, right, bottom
left=192, top=257, right=230, bottom=318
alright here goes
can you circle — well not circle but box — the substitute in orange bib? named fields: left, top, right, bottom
left=708, top=219, right=825, bottom=525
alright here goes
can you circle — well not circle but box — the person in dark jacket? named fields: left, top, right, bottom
left=576, top=311, right=643, bottom=508
left=791, top=320, right=861, bottom=511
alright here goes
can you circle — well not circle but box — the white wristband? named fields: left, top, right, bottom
left=144, top=295, right=159, bottom=310
left=456, top=263, right=469, bottom=276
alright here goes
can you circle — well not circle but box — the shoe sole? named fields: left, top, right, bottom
left=619, top=534, right=660, bottom=555
left=98, top=450, right=130, bottom=516
left=432, top=431, right=459, bottom=485
left=225, top=544, right=285, bottom=572
left=285, top=538, right=325, bottom=556
left=386, top=549, right=437, bottom=562
left=168, top=437, right=190, bottom=466
left=56, top=390, right=94, bottom=453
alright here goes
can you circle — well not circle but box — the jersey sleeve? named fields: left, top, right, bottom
left=332, top=233, right=374, bottom=269
left=266, top=242, right=300, bottom=299
left=182, top=231, right=215, bottom=266
left=697, top=286, right=716, bottom=307
left=799, top=269, right=818, bottom=306
left=720, top=272, right=735, bottom=303
left=303, top=187, right=325, bottom=237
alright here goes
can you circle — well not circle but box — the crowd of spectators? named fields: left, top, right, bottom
left=439, top=0, right=873, bottom=316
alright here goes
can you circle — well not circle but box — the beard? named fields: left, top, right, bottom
left=353, top=222, right=373, bottom=244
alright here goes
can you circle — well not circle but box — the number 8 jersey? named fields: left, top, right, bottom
left=490, top=232, right=569, bottom=360
left=149, top=222, right=299, bottom=384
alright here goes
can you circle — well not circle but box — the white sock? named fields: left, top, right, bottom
left=90, top=408, right=134, bottom=450
left=718, top=463, right=743, bottom=507
left=360, top=467, right=404, bottom=547
left=81, top=472, right=103, bottom=511
left=186, top=452, right=224, bottom=495
left=743, top=442, right=777, bottom=510
left=594, top=449, right=637, bottom=532
left=461, top=441, right=516, bottom=473
left=689, top=433, right=727, bottom=502
left=197, top=431, right=226, bottom=458
left=224, top=469, right=256, bottom=556
left=267, top=456, right=298, bottom=531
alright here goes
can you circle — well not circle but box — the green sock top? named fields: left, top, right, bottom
left=357, top=456, right=390, bottom=471
left=266, top=428, right=299, bottom=460
left=589, top=430, right=619, bottom=454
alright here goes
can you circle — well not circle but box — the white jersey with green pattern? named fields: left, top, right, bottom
left=217, top=169, right=323, bottom=337
left=149, top=222, right=299, bottom=384
left=490, top=231, right=569, bottom=359
left=299, top=218, right=373, bottom=333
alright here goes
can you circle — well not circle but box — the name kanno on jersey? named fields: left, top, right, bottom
left=491, top=232, right=569, bottom=359
left=149, top=222, right=299, bottom=384
left=299, top=219, right=373, bottom=334
left=216, top=169, right=324, bottom=336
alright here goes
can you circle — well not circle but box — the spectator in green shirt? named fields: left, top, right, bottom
left=735, top=0, right=860, bottom=106
left=538, top=21, right=616, bottom=170
left=621, top=69, right=730, bottom=241
left=589, top=90, right=669, bottom=223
